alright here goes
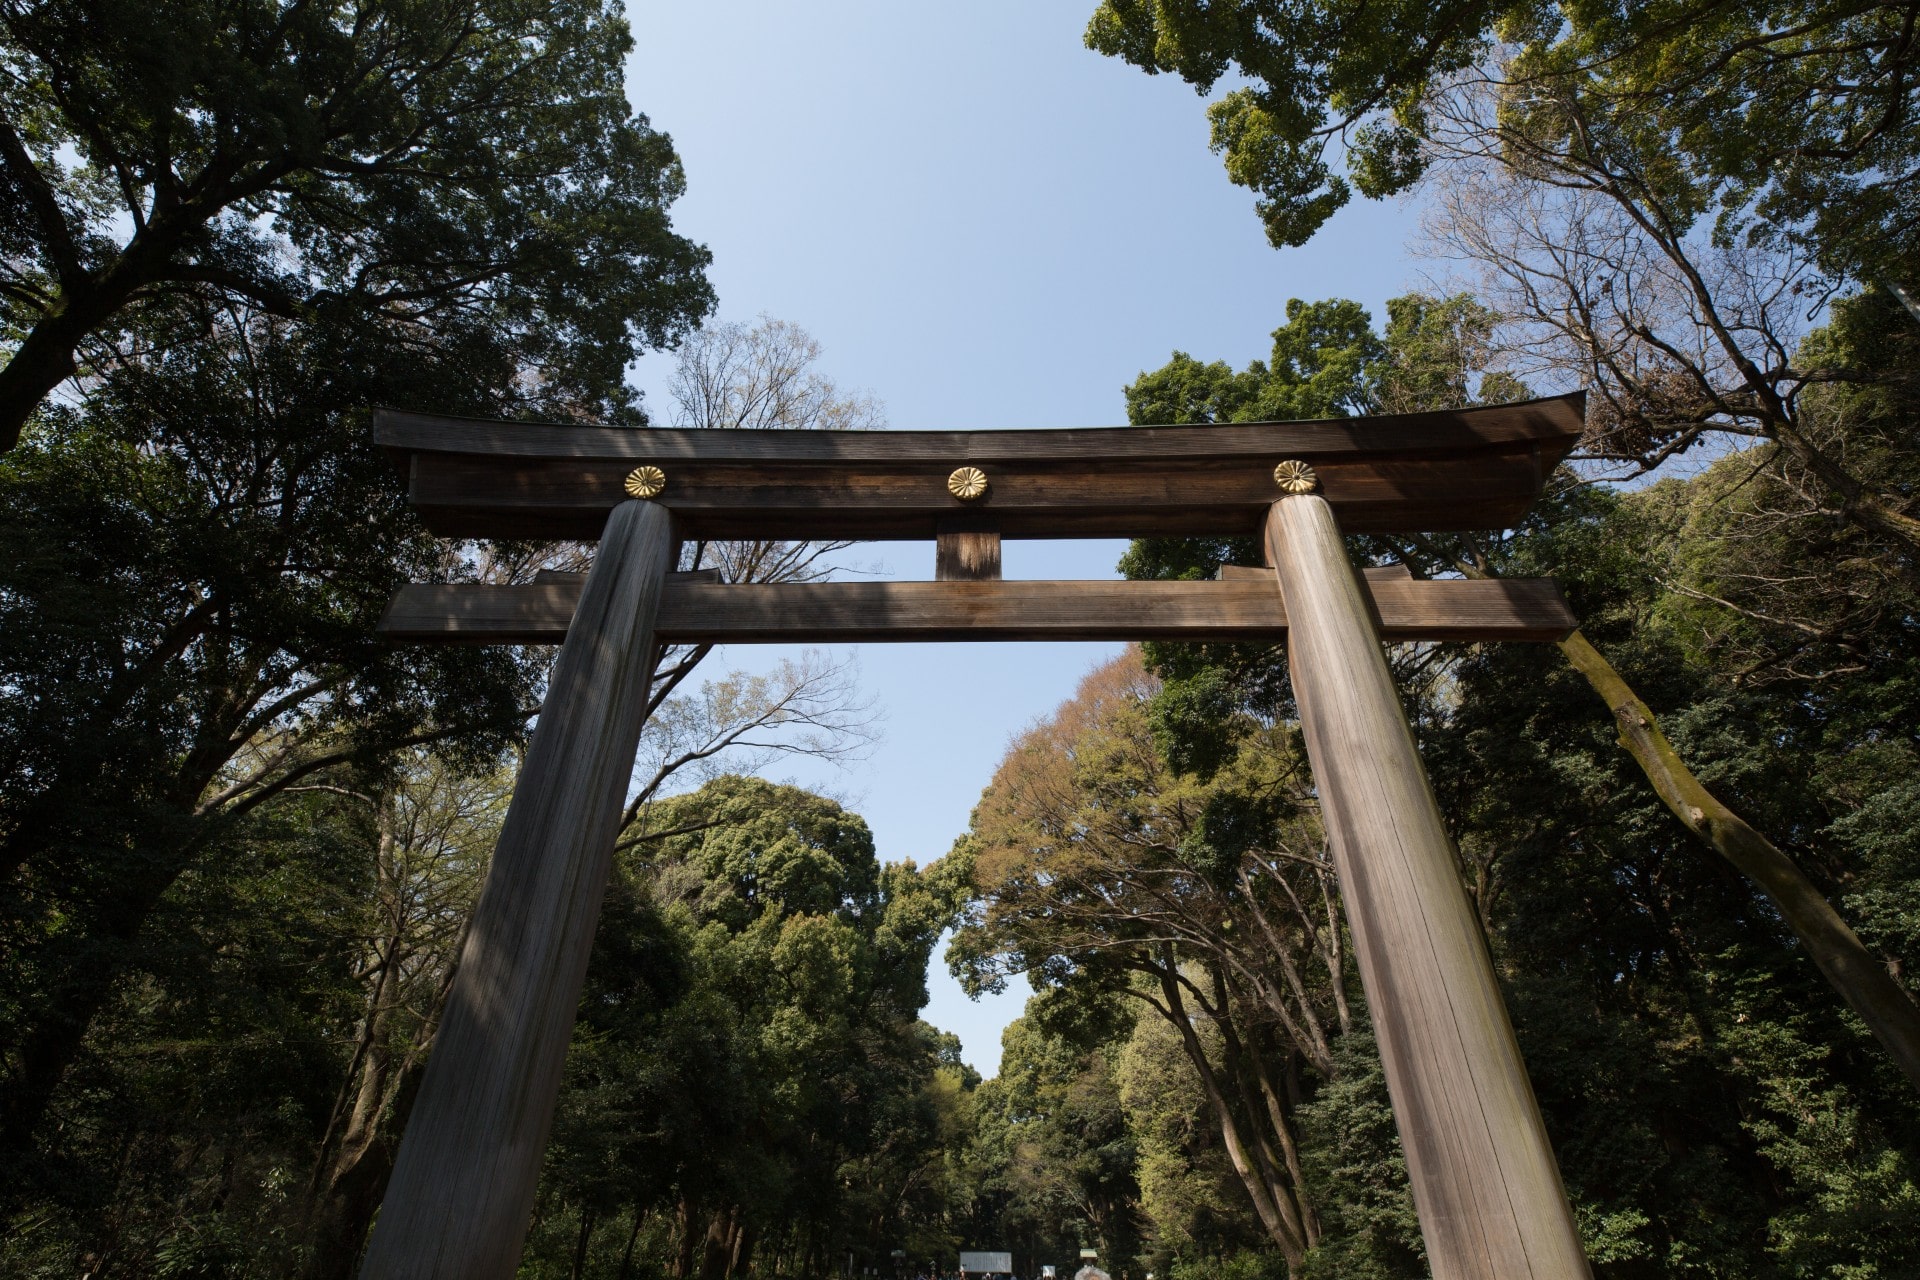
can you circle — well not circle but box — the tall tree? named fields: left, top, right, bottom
left=1083, top=0, right=1920, bottom=283
left=524, top=775, right=970, bottom=1280
left=0, top=297, right=549, bottom=1198
left=0, top=0, right=713, bottom=452
left=953, top=650, right=1348, bottom=1270
left=1117, top=292, right=1920, bottom=1093
left=1085, top=0, right=1920, bottom=562
left=954, top=1007, right=1146, bottom=1273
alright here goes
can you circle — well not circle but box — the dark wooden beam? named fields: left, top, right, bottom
left=377, top=577, right=1575, bottom=645
left=376, top=394, right=1585, bottom=540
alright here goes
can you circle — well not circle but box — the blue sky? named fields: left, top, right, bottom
left=621, top=1, right=1427, bottom=1075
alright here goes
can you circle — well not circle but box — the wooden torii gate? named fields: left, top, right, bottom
left=358, top=394, right=1594, bottom=1280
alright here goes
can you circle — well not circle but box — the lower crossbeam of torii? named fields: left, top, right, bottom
left=358, top=394, right=1594, bottom=1280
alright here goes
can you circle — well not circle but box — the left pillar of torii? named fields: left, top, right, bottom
left=360, top=499, right=675, bottom=1279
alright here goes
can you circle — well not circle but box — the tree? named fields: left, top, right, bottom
left=523, top=775, right=972, bottom=1280
left=1418, top=482, right=1920, bottom=1274
left=299, top=752, right=514, bottom=1280
left=0, top=744, right=518, bottom=1276
left=952, top=650, right=1350, bottom=1270
left=1416, top=87, right=1920, bottom=560
left=1117, top=291, right=1920, bottom=1094
left=487, top=315, right=887, bottom=839
left=953, top=481, right=1920, bottom=1273
left=0, top=0, right=713, bottom=453
left=1082, top=0, right=1920, bottom=284
left=667, top=315, right=884, bottom=585
left=1118, top=1011, right=1274, bottom=1272
left=1086, top=0, right=1920, bottom=566
left=954, top=1007, right=1145, bottom=1273
left=0, top=306, right=900, bottom=1271
left=0, top=297, right=545, bottom=1203
left=2, top=0, right=718, bottom=1189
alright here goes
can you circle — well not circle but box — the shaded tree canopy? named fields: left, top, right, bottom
left=0, top=0, right=715, bottom=451
left=942, top=287, right=1920, bottom=1276
left=0, top=0, right=721, bottom=1228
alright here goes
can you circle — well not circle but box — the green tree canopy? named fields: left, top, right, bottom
left=1084, top=0, right=1920, bottom=281
left=0, top=0, right=714, bottom=451
left=532, top=775, right=973, bottom=1278
left=0, top=296, right=554, bottom=1200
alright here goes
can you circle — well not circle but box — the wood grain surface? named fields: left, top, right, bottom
left=1267, top=496, right=1591, bottom=1280
left=935, top=528, right=1002, bottom=580
left=376, top=577, right=1577, bottom=645
left=377, top=394, right=1584, bottom=539
left=358, top=500, right=676, bottom=1280
left=378, top=394, right=1582, bottom=460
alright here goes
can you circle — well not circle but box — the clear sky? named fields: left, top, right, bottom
left=621, top=0, right=1427, bottom=1075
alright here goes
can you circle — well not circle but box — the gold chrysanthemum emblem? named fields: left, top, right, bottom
left=1272, top=460, right=1319, bottom=494
left=947, top=466, right=989, bottom=501
left=623, top=465, right=667, bottom=499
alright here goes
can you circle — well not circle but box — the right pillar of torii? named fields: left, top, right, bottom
left=1266, top=478, right=1592, bottom=1280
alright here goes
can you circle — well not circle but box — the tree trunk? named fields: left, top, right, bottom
left=0, top=232, right=178, bottom=454
left=618, top=1212, right=646, bottom=1278
left=699, top=1209, right=734, bottom=1280
left=1558, top=629, right=1920, bottom=1091
left=729, top=1218, right=754, bottom=1278
left=0, top=297, right=89, bottom=452
left=0, top=844, right=186, bottom=1210
left=571, top=1208, right=598, bottom=1280
left=676, top=1198, right=700, bottom=1280
left=1154, top=966, right=1309, bottom=1266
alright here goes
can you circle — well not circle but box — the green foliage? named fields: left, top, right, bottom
left=966, top=288, right=1920, bottom=1278
left=1121, top=292, right=1511, bottom=768
left=947, top=1009, right=1142, bottom=1275
left=1294, top=1029, right=1422, bottom=1280
left=1, top=0, right=716, bottom=1263
left=522, top=776, right=972, bottom=1279
left=1118, top=1015, right=1260, bottom=1267
left=1121, top=299, right=1381, bottom=427
left=6, top=0, right=1919, bottom=1268
left=0, top=295, right=546, bottom=1213
left=1417, top=455, right=1920, bottom=1273
left=0, top=748, right=511, bottom=1277
left=0, top=0, right=715, bottom=445
left=1169, top=1250, right=1289, bottom=1280
left=1083, top=0, right=1920, bottom=281
left=1084, top=0, right=1494, bottom=244
left=1148, top=667, right=1244, bottom=780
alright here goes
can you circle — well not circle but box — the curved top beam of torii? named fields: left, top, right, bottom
left=374, top=391, right=1585, bottom=541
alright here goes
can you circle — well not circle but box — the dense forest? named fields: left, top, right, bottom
left=5, top=0, right=1920, bottom=1276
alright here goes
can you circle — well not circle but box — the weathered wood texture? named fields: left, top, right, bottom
left=375, top=394, right=1584, bottom=540
left=376, top=577, right=1576, bottom=645
left=936, top=529, right=1002, bottom=580
left=359, top=500, right=676, bottom=1280
left=1266, top=497, right=1590, bottom=1280
left=1219, top=562, right=1410, bottom=582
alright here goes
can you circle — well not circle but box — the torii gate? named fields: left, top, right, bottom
left=357, top=394, right=1594, bottom=1280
